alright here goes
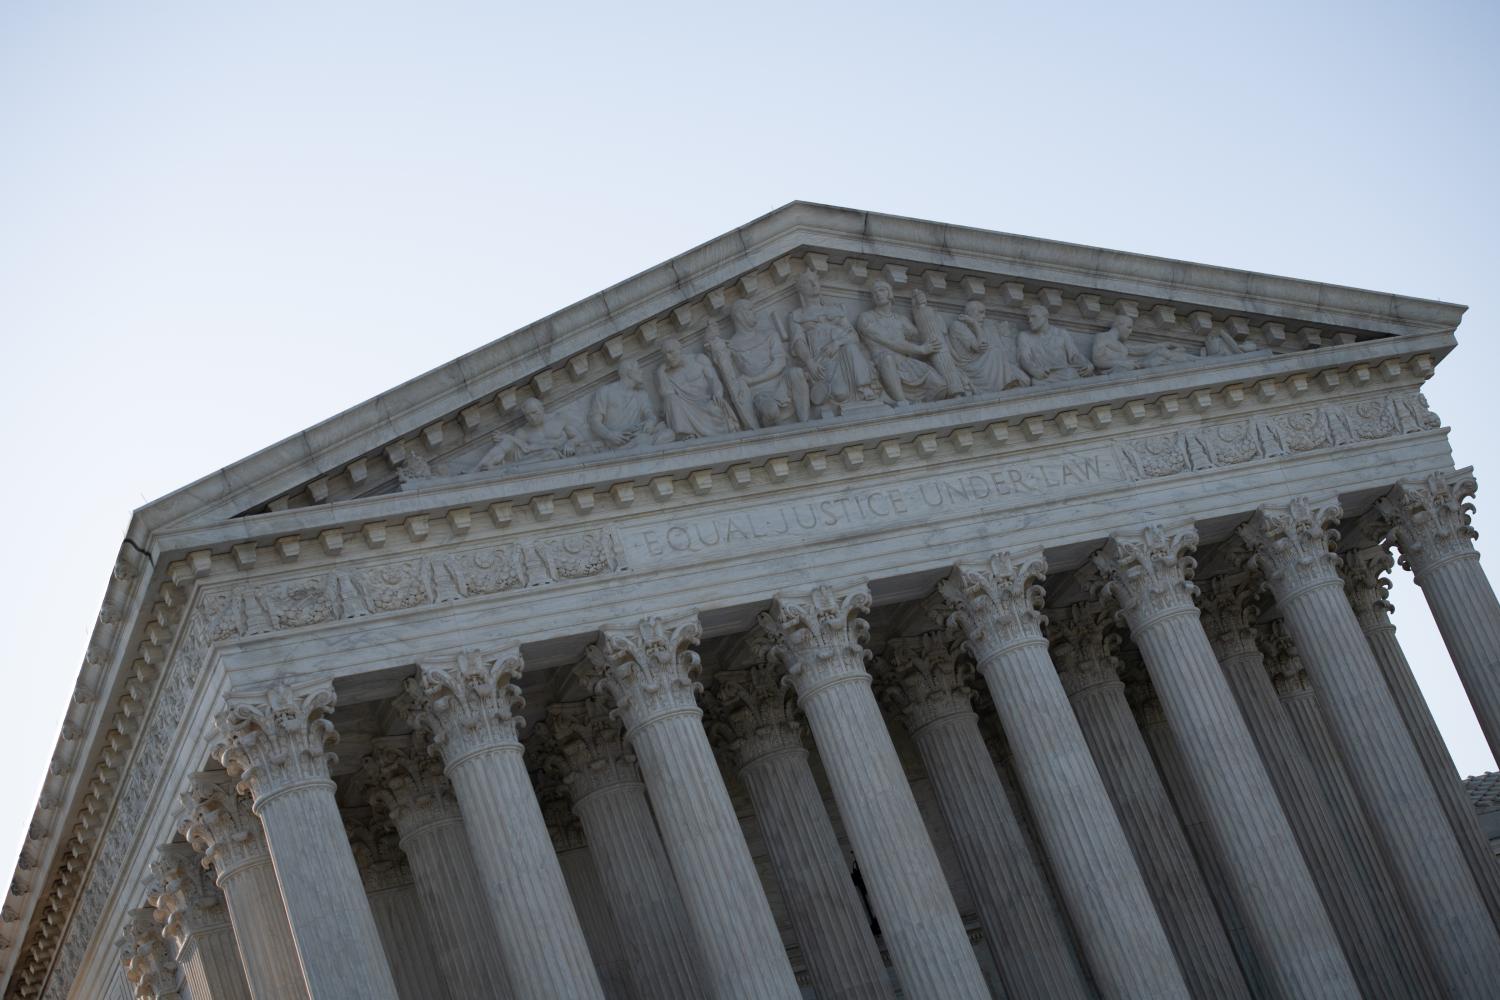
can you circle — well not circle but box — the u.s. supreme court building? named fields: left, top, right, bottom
left=7, top=203, right=1500, bottom=1000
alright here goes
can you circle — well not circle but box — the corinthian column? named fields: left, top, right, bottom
left=547, top=697, right=702, bottom=1000
left=1342, top=543, right=1500, bottom=923
left=1049, top=601, right=1250, bottom=1000
left=1244, top=498, right=1500, bottom=997
left=180, top=775, right=308, bottom=1000
left=1379, top=470, right=1500, bottom=760
left=118, top=906, right=182, bottom=1000
left=707, top=638, right=893, bottom=1000
left=875, top=627, right=1092, bottom=1000
left=365, top=733, right=509, bottom=998
left=1095, top=525, right=1357, bottom=999
left=941, top=553, right=1188, bottom=1000
left=145, top=843, right=251, bottom=1000
left=1199, top=577, right=1439, bottom=1000
left=407, top=649, right=604, bottom=999
left=214, top=678, right=399, bottom=1000
left=539, top=785, right=635, bottom=1000
left=585, top=613, right=801, bottom=1000
left=345, top=811, right=452, bottom=1000
left=769, top=584, right=989, bottom=1000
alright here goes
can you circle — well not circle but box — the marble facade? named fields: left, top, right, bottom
left=5, top=203, right=1500, bottom=999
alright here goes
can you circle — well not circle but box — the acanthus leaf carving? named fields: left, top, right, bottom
left=1341, top=544, right=1396, bottom=633
left=144, top=843, right=228, bottom=946
left=1240, top=496, right=1344, bottom=596
left=582, top=614, right=703, bottom=733
left=1377, top=469, right=1480, bottom=574
left=1047, top=601, right=1123, bottom=696
left=178, top=774, right=269, bottom=883
left=409, top=649, right=527, bottom=767
left=768, top=583, right=874, bottom=699
left=1094, top=524, right=1200, bottom=628
left=364, top=732, right=461, bottom=838
left=213, top=677, right=338, bottom=803
left=1196, top=575, right=1265, bottom=660
left=939, top=551, right=1049, bottom=662
left=874, top=628, right=975, bottom=732
left=706, top=638, right=804, bottom=768
left=116, top=906, right=180, bottom=1000
left=547, top=697, right=640, bottom=800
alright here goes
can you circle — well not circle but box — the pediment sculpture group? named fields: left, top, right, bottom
left=470, top=272, right=1261, bottom=475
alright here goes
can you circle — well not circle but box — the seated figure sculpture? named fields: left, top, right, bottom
left=946, top=298, right=1028, bottom=393
left=1017, top=304, right=1093, bottom=383
left=855, top=279, right=966, bottom=403
left=1092, top=313, right=1192, bottom=373
left=476, top=397, right=582, bottom=471
left=785, top=270, right=882, bottom=415
left=706, top=299, right=810, bottom=427
left=656, top=335, right=741, bottom=438
left=588, top=358, right=675, bottom=449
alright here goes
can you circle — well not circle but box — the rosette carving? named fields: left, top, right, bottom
left=179, top=774, right=269, bottom=882
left=584, top=613, right=703, bottom=732
left=1378, top=470, right=1480, bottom=573
left=1094, top=525, right=1200, bottom=626
left=1047, top=602, right=1122, bottom=695
left=409, top=649, right=527, bottom=767
left=213, top=677, right=338, bottom=803
left=769, top=583, right=874, bottom=698
left=939, top=551, right=1049, bottom=662
left=1240, top=497, right=1344, bottom=595
left=365, top=732, right=461, bottom=836
left=875, top=629, right=975, bottom=732
left=548, top=698, right=641, bottom=799
left=144, top=843, right=228, bottom=945
left=1196, top=575, right=1264, bottom=660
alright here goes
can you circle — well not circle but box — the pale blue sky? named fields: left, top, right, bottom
left=2, top=1, right=1497, bottom=866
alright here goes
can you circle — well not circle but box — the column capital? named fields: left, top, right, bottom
left=179, top=773, right=270, bottom=882
left=707, top=636, right=804, bottom=769
left=145, top=843, right=230, bottom=948
left=345, top=810, right=413, bottom=894
left=769, top=583, right=874, bottom=699
left=537, top=779, right=588, bottom=853
left=1094, top=525, right=1200, bottom=628
left=940, top=551, right=1049, bottom=660
left=1378, top=469, right=1480, bottom=574
left=1260, top=622, right=1311, bottom=698
left=1239, top=496, right=1344, bottom=599
left=365, top=732, right=461, bottom=839
left=548, top=697, right=641, bottom=800
left=584, top=613, right=703, bottom=733
left=1197, top=575, right=1264, bottom=660
left=409, top=648, right=527, bottom=768
left=876, top=628, right=975, bottom=732
left=213, top=677, right=338, bottom=806
left=1341, top=544, right=1397, bottom=633
left=117, top=906, right=181, bottom=1000
left=1047, top=602, right=1123, bottom=696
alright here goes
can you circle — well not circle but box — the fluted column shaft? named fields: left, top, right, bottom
left=555, top=845, right=635, bottom=1000
left=1246, top=499, right=1500, bottom=998
left=366, top=881, right=454, bottom=1000
left=1345, top=545, right=1500, bottom=924
left=772, top=585, right=988, bottom=1000
left=1383, top=473, right=1500, bottom=760
left=214, top=681, right=398, bottom=1000
left=1098, top=527, right=1357, bottom=999
left=714, top=655, right=890, bottom=1000
left=214, top=860, right=308, bottom=1000
left=943, top=555, right=1188, bottom=1000
left=587, top=614, right=800, bottom=1000
left=1134, top=702, right=1267, bottom=996
left=398, top=819, right=509, bottom=997
left=572, top=781, right=703, bottom=999
left=909, top=711, right=1094, bottom=999
left=1065, top=675, right=1249, bottom=998
left=176, top=929, right=251, bottom=1000
left=1211, top=622, right=1437, bottom=1000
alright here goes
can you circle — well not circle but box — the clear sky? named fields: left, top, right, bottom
left=1, top=1, right=1496, bottom=869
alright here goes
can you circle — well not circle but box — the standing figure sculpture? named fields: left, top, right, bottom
left=1092, top=313, right=1191, bottom=373
left=785, top=270, right=883, bottom=416
left=855, top=279, right=967, bottom=403
left=946, top=299, right=1028, bottom=393
left=656, top=335, right=741, bottom=438
left=706, top=300, right=811, bottom=428
left=476, top=397, right=583, bottom=471
left=588, top=358, right=676, bottom=449
left=1017, top=304, right=1093, bottom=383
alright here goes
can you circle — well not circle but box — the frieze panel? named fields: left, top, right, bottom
left=1116, top=390, right=1439, bottom=481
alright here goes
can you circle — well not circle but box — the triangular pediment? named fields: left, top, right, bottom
left=136, top=201, right=1463, bottom=540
